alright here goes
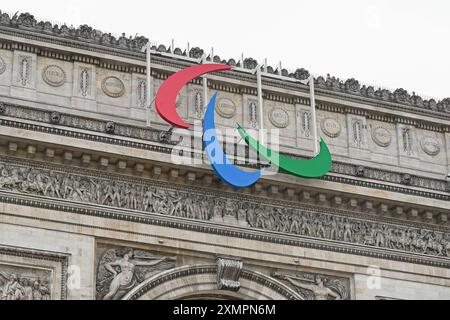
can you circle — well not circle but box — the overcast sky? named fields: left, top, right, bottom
left=2, top=1, right=449, bottom=100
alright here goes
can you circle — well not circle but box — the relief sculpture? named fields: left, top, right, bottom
left=96, top=247, right=176, bottom=300
left=273, top=271, right=350, bottom=300
left=0, top=160, right=448, bottom=258
left=0, top=267, right=51, bottom=300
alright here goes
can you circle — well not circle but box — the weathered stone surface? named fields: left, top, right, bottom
left=0, top=9, right=449, bottom=301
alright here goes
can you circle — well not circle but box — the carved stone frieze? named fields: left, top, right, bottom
left=96, top=246, right=176, bottom=300
left=0, top=265, right=51, bottom=300
left=273, top=271, right=350, bottom=300
left=0, top=245, right=68, bottom=300
left=0, top=159, right=448, bottom=259
left=0, top=101, right=449, bottom=199
left=0, top=102, right=179, bottom=146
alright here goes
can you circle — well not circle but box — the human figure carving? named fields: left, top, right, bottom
left=279, top=274, right=341, bottom=300
left=103, top=250, right=172, bottom=300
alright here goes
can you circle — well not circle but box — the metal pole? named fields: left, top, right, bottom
left=202, top=55, right=208, bottom=110
left=257, top=65, right=265, bottom=146
left=146, top=42, right=152, bottom=128
left=310, top=75, right=319, bottom=156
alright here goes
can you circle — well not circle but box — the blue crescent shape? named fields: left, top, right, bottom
left=203, top=92, right=262, bottom=189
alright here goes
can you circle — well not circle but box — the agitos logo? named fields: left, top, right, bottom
left=155, top=64, right=333, bottom=189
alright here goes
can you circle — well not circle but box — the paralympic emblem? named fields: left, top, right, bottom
left=155, top=64, right=333, bottom=189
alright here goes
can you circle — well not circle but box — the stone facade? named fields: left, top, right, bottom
left=0, top=11, right=449, bottom=300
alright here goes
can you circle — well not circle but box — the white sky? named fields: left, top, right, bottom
left=2, top=0, right=449, bottom=100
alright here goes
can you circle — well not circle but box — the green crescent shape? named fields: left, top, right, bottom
left=237, top=124, right=333, bottom=179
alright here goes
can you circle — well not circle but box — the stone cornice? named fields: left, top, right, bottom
left=0, top=101, right=448, bottom=198
left=0, top=11, right=449, bottom=122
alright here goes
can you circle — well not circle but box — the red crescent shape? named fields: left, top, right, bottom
left=155, top=64, right=232, bottom=129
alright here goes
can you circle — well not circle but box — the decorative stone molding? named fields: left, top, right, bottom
left=0, top=102, right=180, bottom=146
left=1, top=188, right=449, bottom=269
left=102, top=76, right=125, bottom=98
left=79, top=67, right=90, bottom=97
left=17, top=55, right=31, bottom=87
left=49, top=112, right=61, bottom=124
left=105, top=121, right=116, bottom=134
left=420, top=137, right=441, bottom=157
left=96, top=245, right=176, bottom=300
left=0, top=10, right=449, bottom=117
left=321, top=118, right=341, bottom=138
left=269, top=107, right=290, bottom=128
left=0, top=101, right=449, bottom=198
left=123, top=265, right=301, bottom=300
left=0, top=158, right=448, bottom=261
left=248, top=101, right=258, bottom=129
left=42, top=65, right=66, bottom=87
left=0, top=55, right=5, bottom=75
left=0, top=245, right=69, bottom=300
left=216, top=257, right=243, bottom=292
left=372, top=127, right=392, bottom=147
left=216, top=98, right=236, bottom=119
left=273, top=271, right=350, bottom=300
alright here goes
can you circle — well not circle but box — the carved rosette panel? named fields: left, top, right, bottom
left=372, top=127, right=392, bottom=148
left=102, top=76, right=125, bottom=98
left=321, top=118, right=341, bottom=138
left=420, top=137, right=441, bottom=157
left=96, top=245, right=176, bottom=300
left=42, top=65, right=66, bottom=87
left=216, top=98, right=236, bottom=119
left=269, top=107, right=290, bottom=128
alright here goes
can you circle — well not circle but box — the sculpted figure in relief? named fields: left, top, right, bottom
left=274, top=273, right=344, bottom=300
left=97, top=248, right=175, bottom=300
left=0, top=161, right=448, bottom=258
